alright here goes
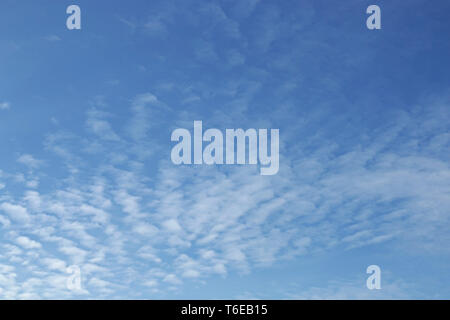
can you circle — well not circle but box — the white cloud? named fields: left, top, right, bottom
left=86, top=108, right=121, bottom=141
left=163, top=274, right=182, bottom=285
left=143, top=279, right=158, bottom=287
left=162, top=219, right=182, bottom=233
left=0, top=88, right=448, bottom=299
left=17, top=154, right=43, bottom=169
left=44, top=35, right=61, bottom=42
left=286, top=278, right=415, bottom=300
left=144, top=16, right=168, bottom=36
left=118, top=17, right=137, bottom=30
left=16, top=236, right=42, bottom=249
left=127, top=93, right=159, bottom=141
left=24, top=191, right=42, bottom=211
left=0, top=102, right=10, bottom=110
left=58, top=245, right=88, bottom=264
left=0, top=203, right=31, bottom=223
left=0, top=215, right=10, bottom=228
left=26, top=179, right=39, bottom=188
left=133, top=223, right=159, bottom=237
left=41, top=258, right=66, bottom=271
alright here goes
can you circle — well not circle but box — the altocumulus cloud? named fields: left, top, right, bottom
left=1, top=0, right=449, bottom=299
left=0, top=90, right=448, bottom=299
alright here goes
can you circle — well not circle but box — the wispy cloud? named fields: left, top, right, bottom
left=43, top=35, right=61, bottom=42
left=17, top=154, right=43, bottom=169
left=0, top=102, right=10, bottom=110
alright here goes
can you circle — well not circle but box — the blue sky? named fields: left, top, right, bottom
left=0, top=0, right=449, bottom=299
